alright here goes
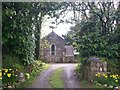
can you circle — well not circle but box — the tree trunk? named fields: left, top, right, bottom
left=35, top=12, right=44, bottom=60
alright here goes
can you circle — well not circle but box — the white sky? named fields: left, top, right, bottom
left=41, top=21, right=73, bottom=37
left=41, top=11, right=74, bottom=38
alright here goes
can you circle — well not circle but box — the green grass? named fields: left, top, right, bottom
left=42, top=63, right=51, bottom=70
left=49, top=68, right=64, bottom=88
left=80, top=80, right=107, bottom=88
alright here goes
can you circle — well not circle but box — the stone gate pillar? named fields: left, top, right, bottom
left=103, top=62, right=107, bottom=72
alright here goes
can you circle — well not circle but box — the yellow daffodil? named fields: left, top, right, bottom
left=112, top=75, right=116, bottom=79
left=103, top=74, right=106, bottom=76
left=110, top=75, right=112, bottom=77
left=95, top=73, right=101, bottom=77
left=115, top=80, right=118, bottom=83
left=9, top=69, right=12, bottom=71
left=7, top=73, right=11, bottom=77
left=95, top=74, right=98, bottom=76
left=12, top=71, right=14, bottom=73
left=105, top=75, right=108, bottom=78
left=0, top=72, right=2, bottom=77
left=116, top=74, right=118, bottom=76
left=5, top=69, right=8, bottom=73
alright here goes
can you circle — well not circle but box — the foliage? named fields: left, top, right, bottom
left=75, top=63, right=81, bottom=73
left=40, top=37, right=50, bottom=60
left=25, top=73, right=30, bottom=80
left=13, top=64, right=24, bottom=72
left=66, top=2, right=120, bottom=74
left=32, top=60, right=43, bottom=72
left=2, top=54, right=20, bottom=68
left=2, top=2, right=35, bottom=65
left=94, top=73, right=120, bottom=87
left=40, top=38, right=50, bottom=50
left=78, top=32, right=119, bottom=59
left=75, top=63, right=82, bottom=79
left=62, top=31, right=74, bottom=45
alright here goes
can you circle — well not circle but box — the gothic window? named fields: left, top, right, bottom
left=51, top=44, right=55, bottom=55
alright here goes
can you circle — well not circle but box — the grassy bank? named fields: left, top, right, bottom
left=80, top=80, right=107, bottom=88
left=49, top=68, right=64, bottom=88
left=16, top=63, right=51, bottom=88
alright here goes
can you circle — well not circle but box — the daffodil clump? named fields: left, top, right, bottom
left=1, top=68, right=18, bottom=86
left=0, top=70, right=2, bottom=80
left=94, top=73, right=120, bottom=87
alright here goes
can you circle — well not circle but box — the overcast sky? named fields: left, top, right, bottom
left=41, top=11, right=74, bottom=38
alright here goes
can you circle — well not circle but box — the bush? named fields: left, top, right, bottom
left=13, top=64, right=24, bottom=72
left=33, top=60, right=43, bottom=69
left=3, top=54, right=20, bottom=68
left=75, top=63, right=81, bottom=73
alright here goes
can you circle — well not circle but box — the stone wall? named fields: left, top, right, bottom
left=63, top=57, right=74, bottom=63
left=81, top=57, right=107, bottom=82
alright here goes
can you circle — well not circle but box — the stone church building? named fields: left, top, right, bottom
left=40, top=31, right=74, bottom=63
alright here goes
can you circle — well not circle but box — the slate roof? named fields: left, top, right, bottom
left=47, top=31, right=64, bottom=43
left=41, top=31, right=65, bottom=48
left=88, top=57, right=100, bottom=62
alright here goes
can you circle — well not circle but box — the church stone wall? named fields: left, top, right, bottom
left=41, top=31, right=75, bottom=63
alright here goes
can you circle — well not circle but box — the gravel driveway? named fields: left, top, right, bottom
left=31, top=63, right=80, bottom=88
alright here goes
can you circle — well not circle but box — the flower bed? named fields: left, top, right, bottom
left=94, top=73, right=120, bottom=88
left=1, top=68, right=19, bottom=87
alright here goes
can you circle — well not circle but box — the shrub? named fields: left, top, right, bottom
left=2, top=54, right=20, bottom=68
left=13, top=64, right=24, bottom=72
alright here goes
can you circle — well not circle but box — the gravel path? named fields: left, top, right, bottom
left=31, top=63, right=80, bottom=88
left=62, top=64, right=81, bottom=88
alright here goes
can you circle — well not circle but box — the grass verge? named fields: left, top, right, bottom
left=80, top=80, right=107, bottom=88
left=42, top=63, right=51, bottom=70
left=49, top=68, right=64, bottom=88
left=16, top=63, right=51, bottom=88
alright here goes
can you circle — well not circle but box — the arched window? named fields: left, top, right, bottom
left=51, top=44, right=55, bottom=55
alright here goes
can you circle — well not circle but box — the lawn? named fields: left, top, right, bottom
left=49, top=68, right=64, bottom=88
